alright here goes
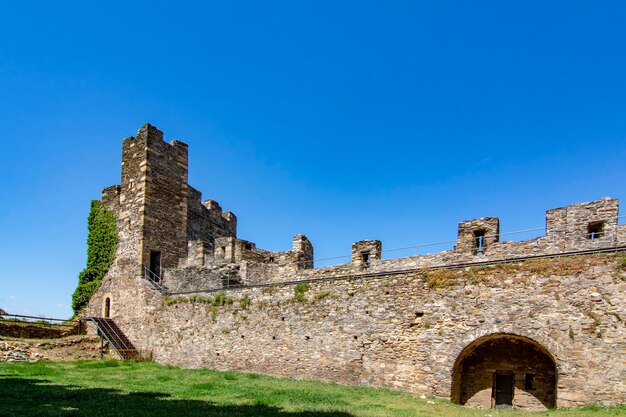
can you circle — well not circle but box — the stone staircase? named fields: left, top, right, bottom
left=80, top=317, right=140, bottom=360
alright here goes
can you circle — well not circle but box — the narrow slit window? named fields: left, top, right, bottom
left=587, top=221, right=605, bottom=240
left=361, top=252, right=371, bottom=271
left=474, top=230, right=486, bottom=255
left=524, top=373, right=535, bottom=390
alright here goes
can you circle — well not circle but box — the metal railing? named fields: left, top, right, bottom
left=143, top=265, right=165, bottom=291
left=117, top=349, right=152, bottom=361
left=98, top=319, right=133, bottom=352
left=0, top=312, right=82, bottom=334
left=0, top=313, right=76, bottom=327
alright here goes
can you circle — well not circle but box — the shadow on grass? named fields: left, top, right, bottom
left=0, top=377, right=355, bottom=417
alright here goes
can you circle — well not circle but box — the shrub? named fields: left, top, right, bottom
left=312, top=290, right=331, bottom=301
left=188, top=295, right=212, bottom=304
left=210, top=305, right=218, bottom=323
left=618, top=255, right=626, bottom=271
left=293, top=283, right=310, bottom=303
left=239, top=294, right=252, bottom=309
left=423, top=269, right=457, bottom=288
left=213, top=292, right=233, bottom=307
left=72, top=280, right=102, bottom=313
left=72, top=201, right=118, bottom=315
left=261, top=283, right=280, bottom=294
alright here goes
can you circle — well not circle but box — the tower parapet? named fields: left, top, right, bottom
left=455, top=217, right=500, bottom=255
left=545, top=197, right=620, bottom=250
left=293, top=234, right=314, bottom=270
left=352, top=240, right=382, bottom=270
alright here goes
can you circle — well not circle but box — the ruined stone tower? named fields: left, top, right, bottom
left=100, top=123, right=237, bottom=278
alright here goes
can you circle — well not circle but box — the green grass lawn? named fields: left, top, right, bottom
left=0, top=361, right=623, bottom=417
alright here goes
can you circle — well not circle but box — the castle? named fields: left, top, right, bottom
left=85, top=124, right=625, bottom=410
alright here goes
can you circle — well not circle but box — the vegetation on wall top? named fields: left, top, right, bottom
left=72, top=200, right=118, bottom=315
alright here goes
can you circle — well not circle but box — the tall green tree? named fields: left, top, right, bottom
left=72, top=200, right=118, bottom=315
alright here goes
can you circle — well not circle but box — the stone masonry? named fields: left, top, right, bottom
left=86, top=124, right=626, bottom=410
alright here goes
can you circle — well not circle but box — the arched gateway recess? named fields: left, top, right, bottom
left=451, top=333, right=557, bottom=410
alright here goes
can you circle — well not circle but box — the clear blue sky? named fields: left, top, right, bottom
left=1, top=1, right=625, bottom=318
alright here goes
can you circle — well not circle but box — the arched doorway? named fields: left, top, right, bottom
left=104, top=298, right=111, bottom=318
left=451, top=333, right=557, bottom=410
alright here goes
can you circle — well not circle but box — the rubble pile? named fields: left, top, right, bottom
left=0, top=342, right=43, bottom=362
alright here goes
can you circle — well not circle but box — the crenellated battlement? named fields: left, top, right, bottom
left=175, top=195, right=623, bottom=289
left=289, top=197, right=624, bottom=281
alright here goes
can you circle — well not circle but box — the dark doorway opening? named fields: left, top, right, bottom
left=451, top=333, right=557, bottom=410
left=494, top=373, right=514, bottom=409
left=104, top=297, right=111, bottom=318
left=149, top=250, right=161, bottom=283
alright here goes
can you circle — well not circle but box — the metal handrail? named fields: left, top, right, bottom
left=143, top=265, right=165, bottom=291
left=117, top=349, right=151, bottom=361
left=98, top=318, right=132, bottom=351
left=82, top=317, right=122, bottom=354
left=81, top=317, right=136, bottom=359
left=0, top=313, right=77, bottom=328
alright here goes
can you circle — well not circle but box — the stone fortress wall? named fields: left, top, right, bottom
left=86, top=125, right=626, bottom=410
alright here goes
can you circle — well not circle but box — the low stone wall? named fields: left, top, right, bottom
left=92, top=253, right=626, bottom=409
left=0, top=321, right=80, bottom=339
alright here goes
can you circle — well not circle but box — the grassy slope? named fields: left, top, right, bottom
left=0, top=361, right=623, bottom=417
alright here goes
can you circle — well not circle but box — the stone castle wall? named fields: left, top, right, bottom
left=88, top=252, right=625, bottom=409
left=85, top=125, right=626, bottom=410
left=185, top=187, right=237, bottom=267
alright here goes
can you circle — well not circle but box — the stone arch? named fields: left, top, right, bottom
left=451, top=333, right=557, bottom=410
